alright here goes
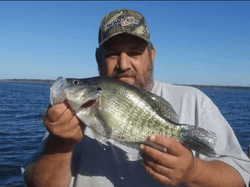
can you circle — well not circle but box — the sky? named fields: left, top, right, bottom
left=0, top=1, right=249, bottom=86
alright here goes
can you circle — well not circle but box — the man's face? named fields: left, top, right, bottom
left=97, top=34, right=155, bottom=91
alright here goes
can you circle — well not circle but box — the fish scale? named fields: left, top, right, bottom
left=111, top=94, right=178, bottom=142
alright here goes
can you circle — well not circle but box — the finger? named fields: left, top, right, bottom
left=140, top=144, right=176, bottom=168
left=47, top=111, right=85, bottom=143
left=53, top=107, right=77, bottom=130
left=44, top=104, right=75, bottom=134
left=143, top=157, right=171, bottom=176
left=142, top=163, right=172, bottom=186
left=148, top=134, right=187, bottom=157
left=69, top=121, right=86, bottom=142
left=64, top=114, right=83, bottom=133
left=141, top=147, right=184, bottom=186
left=46, top=102, right=70, bottom=122
left=56, top=108, right=78, bottom=126
left=61, top=115, right=79, bottom=132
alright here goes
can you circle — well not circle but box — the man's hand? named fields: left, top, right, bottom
left=24, top=102, right=86, bottom=187
left=140, top=134, right=245, bottom=187
left=44, top=101, right=86, bottom=149
left=140, top=134, right=196, bottom=186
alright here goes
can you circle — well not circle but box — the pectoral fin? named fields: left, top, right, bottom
left=98, top=110, right=121, bottom=130
left=90, top=128, right=109, bottom=147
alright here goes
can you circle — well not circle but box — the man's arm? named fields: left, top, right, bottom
left=140, top=134, right=245, bottom=187
left=24, top=102, right=86, bottom=187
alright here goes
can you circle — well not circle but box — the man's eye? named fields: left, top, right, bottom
left=127, top=52, right=140, bottom=56
left=105, top=53, right=117, bottom=58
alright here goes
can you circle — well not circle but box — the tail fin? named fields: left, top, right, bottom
left=181, top=125, right=217, bottom=157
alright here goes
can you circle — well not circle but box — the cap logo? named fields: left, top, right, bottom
left=106, top=16, right=139, bottom=30
left=121, top=16, right=139, bottom=26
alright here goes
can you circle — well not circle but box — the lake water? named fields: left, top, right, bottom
left=0, top=82, right=249, bottom=187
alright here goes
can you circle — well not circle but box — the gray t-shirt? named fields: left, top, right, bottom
left=22, top=80, right=250, bottom=187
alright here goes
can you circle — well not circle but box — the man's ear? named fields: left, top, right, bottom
left=151, top=46, right=156, bottom=65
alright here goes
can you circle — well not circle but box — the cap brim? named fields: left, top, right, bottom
left=99, top=31, right=151, bottom=46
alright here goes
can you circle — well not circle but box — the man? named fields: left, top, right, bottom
left=23, top=9, right=250, bottom=187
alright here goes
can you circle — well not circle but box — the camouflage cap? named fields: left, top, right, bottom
left=98, top=9, right=151, bottom=46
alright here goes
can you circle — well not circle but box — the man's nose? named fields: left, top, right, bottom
left=117, top=52, right=132, bottom=71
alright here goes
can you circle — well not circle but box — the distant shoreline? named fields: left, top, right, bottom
left=0, top=79, right=54, bottom=84
left=1, top=78, right=250, bottom=90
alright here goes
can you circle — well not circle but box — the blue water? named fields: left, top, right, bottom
left=0, top=82, right=249, bottom=187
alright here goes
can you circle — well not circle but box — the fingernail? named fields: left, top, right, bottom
left=149, top=134, right=156, bottom=141
left=140, top=144, right=144, bottom=150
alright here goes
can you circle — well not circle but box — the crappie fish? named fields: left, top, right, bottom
left=50, top=76, right=217, bottom=157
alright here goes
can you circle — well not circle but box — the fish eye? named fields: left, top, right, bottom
left=73, top=80, right=79, bottom=85
left=97, top=87, right=102, bottom=92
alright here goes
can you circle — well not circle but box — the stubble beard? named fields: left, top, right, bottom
left=133, top=59, right=154, bottom=92
left=99, top=59, right=154, bottom=92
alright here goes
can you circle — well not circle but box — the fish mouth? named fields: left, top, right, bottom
left=66, top=86, right=101, bottom=111
left=74, top=98, right=99, bottom=117
left=81, top=99, right=98, bottom=108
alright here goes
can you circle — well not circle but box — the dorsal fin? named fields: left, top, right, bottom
left=148, top=93, right=179, bottom=123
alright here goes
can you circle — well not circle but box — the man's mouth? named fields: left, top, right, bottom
left=113, top=70, right=136, bottom=78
